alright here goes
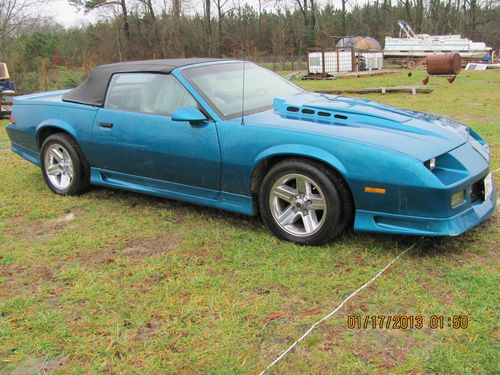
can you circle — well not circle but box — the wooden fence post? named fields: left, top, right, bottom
left=306, top=49, right=309, bottom=74
left=321, top=48, right=326, bottom=78
left=336, top=49, right=340, bottom=72
left=39, top=59, right=49, bottom=91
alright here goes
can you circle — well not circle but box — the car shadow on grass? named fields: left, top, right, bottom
left=87, top=185, right=265, bottom=228
left=85, top=185, right=497, bottom=259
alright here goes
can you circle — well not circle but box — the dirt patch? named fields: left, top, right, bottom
left=184, top=246, right=209, bottom=257
left=81, top=234, right=183, bottom=265
left=11, top=358, right=65, bottom=375
left=6, top=212, right=76, bottom=241
left=134, top=321, right=162, bottom=339
left=349, top=328, right=418, bottom=369
left=0, top=152, right=11, bottom=162
left=319, top=322, right=349, bottom=351
left=469, top=246, right=500, bottom=268
left=120, top=235, right=182, bottom=258
left=0, top=263, right=62, bottom=301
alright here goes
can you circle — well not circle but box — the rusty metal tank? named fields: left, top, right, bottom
left=336, top=37, right=382, bottom=51
left=426, top=53, right=461, bottom=75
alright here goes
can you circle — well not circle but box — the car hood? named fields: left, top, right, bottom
left=246, top=92, right=471, bottom=161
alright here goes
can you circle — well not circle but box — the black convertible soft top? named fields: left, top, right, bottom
left=62, top=58, right=223, bottom=107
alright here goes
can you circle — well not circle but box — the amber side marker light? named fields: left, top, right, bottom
left=364, top=187, right=386, bottom=194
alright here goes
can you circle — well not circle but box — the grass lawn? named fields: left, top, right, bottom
left=0, top=69, right=499, bottom=374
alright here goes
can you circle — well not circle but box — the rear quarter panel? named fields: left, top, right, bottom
left=7, top=91, right=98, bottom=162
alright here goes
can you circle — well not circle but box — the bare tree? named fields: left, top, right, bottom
left=301, top=0, right=317, bottom=30
left=69, top=0, right=131, bottom=42
left=0, top=0, right=39, bottom=42
left=213, top=0, right=231, bottom=56
left=399, top=0, right=413, bottom=26
left=293, top=0, right=316, bottom=46
left=167, top=0, right=184, bottom=56
left=272, top=20, right=286, bottom=69
left=414, top=0, right=423, bottom=32
left=341, top=0, right=348, bottom=35
left=204, top=0, right=212, bottom=56
left=137, top=0, right=164, bottom=57
left=465, top=0, right=479, bottom=37
left=3, top=0, right=498, bottom=71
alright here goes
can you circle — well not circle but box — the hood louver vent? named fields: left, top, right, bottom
left=281, top=103, right=349, bottom=125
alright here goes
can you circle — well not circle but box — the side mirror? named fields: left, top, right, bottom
left=172, top=106, right=207, bottom=124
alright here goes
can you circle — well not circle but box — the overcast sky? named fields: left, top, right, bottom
left=35, top=0, right=97, bottom=27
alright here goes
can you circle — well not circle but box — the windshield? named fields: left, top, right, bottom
left=181, top=62, right=303, bottom=118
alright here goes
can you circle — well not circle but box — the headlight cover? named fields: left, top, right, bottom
left=424, top=157, right=437, bottom=171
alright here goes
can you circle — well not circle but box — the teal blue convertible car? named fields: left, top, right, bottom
left=6, top=59, right=496, bottom=245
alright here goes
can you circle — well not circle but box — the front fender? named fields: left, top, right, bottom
left=254, top=144, right=347, bottom=175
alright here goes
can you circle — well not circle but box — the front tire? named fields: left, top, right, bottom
left=40, top=133, right=90, bottom=195
left=259, top=159, right=353, bottom=245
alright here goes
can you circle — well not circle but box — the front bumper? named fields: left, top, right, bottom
left=354, top=177, right=496, bottom=236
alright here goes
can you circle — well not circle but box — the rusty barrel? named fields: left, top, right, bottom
left=426, top=53, right=461, bottom=75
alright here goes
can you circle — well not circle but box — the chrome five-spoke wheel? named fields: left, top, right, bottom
left=259, top=159, right=353, bottom=245
left=40, top=133, right=90, bottom=196
left=269, top=174, right=327, bottom=237
left=44, top=144, right=74, bottom=190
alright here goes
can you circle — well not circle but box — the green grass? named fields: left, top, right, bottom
left=1, top=69, right=499, bottom=374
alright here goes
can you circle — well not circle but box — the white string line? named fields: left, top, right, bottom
left=259, top=243, right=415, bottom=375
left=260, top=163, right=494, bottom=373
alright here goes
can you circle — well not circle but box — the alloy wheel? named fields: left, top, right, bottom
left=44, top=144, right=74, bottom=190
left=269, top=173, right=328, bottom=237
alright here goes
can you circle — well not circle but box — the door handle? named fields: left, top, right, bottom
left=98, top=122, right=113, bottom=128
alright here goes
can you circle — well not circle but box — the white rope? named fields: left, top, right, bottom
left=259, top=243, right=415, bottom=375
left=261, top=163, right=495, bottom=373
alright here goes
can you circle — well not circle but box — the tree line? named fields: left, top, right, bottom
left=0, top=0, right=499, bottom=76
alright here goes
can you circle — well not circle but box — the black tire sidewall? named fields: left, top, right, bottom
left=259, top=160, right=347, bottom=245
left=40, top=134, right=88, bottom=196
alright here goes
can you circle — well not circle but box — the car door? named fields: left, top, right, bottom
left=89, top=72, right=221, bottom=199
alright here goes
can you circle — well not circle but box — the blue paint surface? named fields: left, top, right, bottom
left=6, top=62, right=496, bottom=236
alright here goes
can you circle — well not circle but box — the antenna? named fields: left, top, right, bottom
left=240, top=1, right=246, bottom=125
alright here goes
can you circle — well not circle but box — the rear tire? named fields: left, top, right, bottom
left=259, top=159, right=353, bottom=245
left=40, top=133, right=91, bottom=196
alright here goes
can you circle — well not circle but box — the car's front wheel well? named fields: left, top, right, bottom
left=251, top=155, right=355, bottom=209
left=251, top=155, right=289, bottom=196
